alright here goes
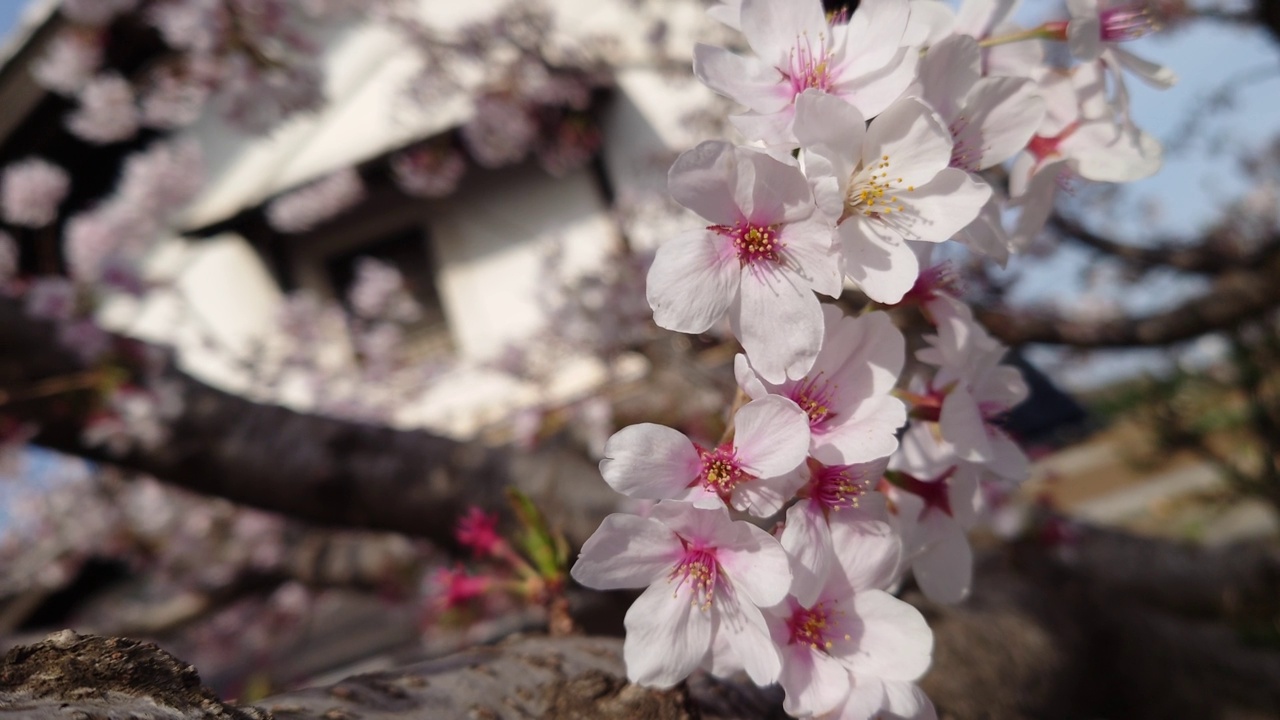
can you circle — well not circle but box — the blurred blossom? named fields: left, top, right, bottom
left=140, top=67, right=213, bottom=129
left=57, top=318, right=112, bottom=363
left=32, top=30, right=103, bottom=95
left=218, top=55, right=325, bottom=132
left=348, top=257, right=422, bottom=322
left=61, top=0, right=140, bottom=25
left=266, top=167, right=365, bottom=233
left=24, top=276, right=77, bottom=320
left=537, top=117, right=601, bottom=177
left=391, top=145, right=467, bottom=198
left=148, top=0, right=225, bottom=52
left=64, top=202, right=152, bottom=287
left=118, top=139, right=206, bottom=216
left=66, top=73, right=140, bottom=144
left=2, top=157, right=71, bottom=228
left=354, top=322, right=405, bottom=380
left=460, top=95, right=537, bottom=168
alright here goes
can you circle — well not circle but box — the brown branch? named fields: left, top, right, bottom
left=1050, top=215, right=1280, bottom=274
left=0, top=298, right=619, bottom=550
left=975, top=254, right=1280, bottom=347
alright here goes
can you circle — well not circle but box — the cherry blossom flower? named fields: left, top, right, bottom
left=648, top=140, right=841, bottom=382
left=347, top=258, right=423, bottom=323
left=66, top=72, right=140, bottom=144
left=266, top=168, right=366, bottom=233
left=778, top=457, right=890, bottom=606
left=460, top=94, right=537, bottom=168
left=32, top=30, right=103, bottom=95
left=693, top=0, right=917, bottom=146
left=794, top=92, right=991, bottom=304
left=599, top=395, right=810, bottom=516
left=1, top=158, right=71, bottom=228
left=766, top=518, right=932, bottom=717
left=914, top=298, right=1028, bottom=480
left=570, top=502, right=791, bottom=688
left=736, top=305, right=906, bottom=466
left=1063, top=0, right=1177, bottom=89
left=391, top=145, right=467, bottom=198
left=884, top=422, right=981, bottom=605
left=61, top=0, right=140, bottom=26
left=904, top=0, right=1043, bottom=79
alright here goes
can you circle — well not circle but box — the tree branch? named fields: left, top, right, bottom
left=0, top=298, right=619, bottom=549
left=975, top=254, right=1280, bottom=347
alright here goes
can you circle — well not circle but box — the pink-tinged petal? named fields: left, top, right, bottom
left=839, top=219, right=918, bottom=305
left=1010, top=159, right=1065, bottom=246
left=1069, top=124, right=1162, bottom=183
left=717, top=591, right=782, bottom=684
left=834, top=46, right=919, bottom=122
left=899, top=168, right=992, bottom=243
left=863, top=99, right=953, bottom=188
left=829, top=517, right=901, bottom=592
left=732, top=267, right=823, bottom=383
left=794, top=90, right=865, bottom=183
left=963, top=76, right=1046, bottom=170
left=813, top=394, right=906, bottom=465
left=693, top=44, right=791, bottom=115
left=740, top=0, right=828, bottom=67
left=918, top=36, right=981, bottom=120
left=780, top=217, right=843, bottom=297
left=600, top=423, right=701, bottom=500
left=647, top=229, right=741, bottom=334
left=649, top=501, right=733, bottom=540
left=571, top=513, right=682, bottom=589
left=668, top=140, right=744, bottom=224
left=623, top=581, right=713, bottom=687
left=780, top=502, right=834, bottom=607
left=840, top=0, right=910, bottom=68
left=980, top=365, right=1029, bottom=409
left=733, top=395, right=811, bottom=478
left=847, top=589, right=933, bottom=680
left=946, top=470, right=981, bottom=530
left=1068, top=16, right=1103, bottom=61
left=728, top=109, right=799, bottom=147
left=716, top=519, right=793, bottom=608
left=780, top=645, right=852, bottom=717
left=985, top=32, right=1043, bottom=79
left=913, top=513, right=972, bottom=604
left=1110, top=47, right=1177, bottom=89
left=882, top=681, right=939, bottom=720
left=988, top=429, right=1030, bottom=482
left=839, top=676, right=938, bottom=720
left=704, top=625, right=746, bottom=678
left=954, top=198, right=1016, bottom=264
left=734, top=466, right=808, bottom=516
left=734, top=353, right=770, bottom=400
left=735, top=148, right=814, bottom=225
left=940, top=386, right=994, bottom=463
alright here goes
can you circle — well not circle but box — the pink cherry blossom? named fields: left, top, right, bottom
left=766, top=518, right=931, bottom=717
left=904, top=0, right=1043, bottom=79
left=570, top=502, right=791, bottom=688
left=794, top=92, right=991, bottom=304
left=736, top=305, right=906, bottom=466
left=599, top=395, right=810, bottom=517
left=694, top=0, right=917, bottom=146
left=1064, top=0, right=1177, bottom=89
left=649, top=140, right=841, bottom=382
left=1, top=158, right=71, bottom=228
left=915, top=297, right=1030, bottom=481
left=32, top=30, right=103, bottom=95
left=66, top=72, right=140, bottom=144
left=265, top=168, right=366, bottom=233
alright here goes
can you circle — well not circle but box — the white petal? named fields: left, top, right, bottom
left=780, top=217, right=843, bottom=297
left=912, top=513, right=973, bottom=604
left=813, top=394, right=906, bottom=465
left=623, top=581, right=713, bottom=687
left=898, top=168, right=992, bottom=243
left=692, top=44, right=791, bottom=115
left=1067, top=16, right=1103, bottom=61
left=732, top=266, right=823, bottom=383
left=918, top=35, right=981, bottom=120
left=716, top=590, right=783, bottom=684
left=829, top=516, right=901, bottom=592
left=734, top=353, right=770, bottom=400
left=600, top=424, right=701, bottom=499
left=740, top=0, right=827, bottom=68
left=647, top=229, right=741, bottom=333
left=794, top=90, right=866, bottom=183
left=963, top=76, right=1046, bottom=170
left=571, top=513, right=681, bottom=589
left=733, top=395, right=810, bottom=479
left=940, top=386, right=994, bottom=463
left=716, top=519, right=794, bottom=608
left=780, top=503, right=835, bottom=607
left=863, top=98, right=953, bottom=188
left=1111, top=47, right=1178, bottom=89
left=839, top=219, right=918, bottom=304
left=847, top=589, right=934, bottom=681
left=668, top=140, right=744, bottom=224
left=780, top=646, right=852, bottom=717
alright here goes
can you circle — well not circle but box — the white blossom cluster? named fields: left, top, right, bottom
left=571, top=0, right=1178, bottom=717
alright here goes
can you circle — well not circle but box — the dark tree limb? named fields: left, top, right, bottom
left=0, top=298, right=620, bottom=549
left=1051, top=215, right=1280, bottom=274
left=975, top=254, right=1280, bottom=347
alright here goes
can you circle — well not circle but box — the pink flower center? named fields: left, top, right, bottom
left=904, top=261, right=964, bottom=306
left=807, top=461, right=869, bottom=512
left=786, top=600, right=847, bottom=651
left=698, top=445, right=748, bottom=495
left=671, top=545, right=720, bottom=610
left=892, top=468, right=957, bottom=517
left=1099, top=4, right=1158, bottom=42
left=786, top=32, right=834, bottom=98
left=948, top=117, right=981, bottom=172
left=710, top=221, right=782, bottom=266
left=790, top=373, right=838, bottom=430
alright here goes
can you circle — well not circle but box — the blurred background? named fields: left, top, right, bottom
left=0, top=1, right=1278, bottom=717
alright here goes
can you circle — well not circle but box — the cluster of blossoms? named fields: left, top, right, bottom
left=572, top=0, right=1176, bottom=717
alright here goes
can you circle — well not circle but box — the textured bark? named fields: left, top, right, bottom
left=0, top=298, right=620, bottom=550
left=4, top=529, right=1279, bottom=720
